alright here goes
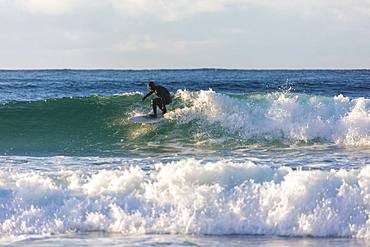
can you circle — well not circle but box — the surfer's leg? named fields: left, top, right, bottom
left=152, top=98, right=164, bottom=116
left=162, top=104, right=167, bottom=114
left=151, top=99, right=158, bottom=116
left=157, top=98, right=167, bottom=114
left=161, top=98, right=171, bottom=114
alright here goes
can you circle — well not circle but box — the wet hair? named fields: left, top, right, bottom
left=148, top=81, right=155, bottom=86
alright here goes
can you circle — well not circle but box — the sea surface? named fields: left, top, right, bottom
left=0, top=69, right=369, bottom=246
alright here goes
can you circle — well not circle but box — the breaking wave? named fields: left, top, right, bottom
left=0, top=158, right=369, bottom=239
left=167, top=90, right=370, bottom=147
left=0, top=90, right=368, bottom=156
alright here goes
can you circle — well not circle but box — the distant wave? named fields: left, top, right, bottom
left=0, top=158, right=369, bottom=238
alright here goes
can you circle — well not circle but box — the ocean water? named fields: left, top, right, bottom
left=0, top=69, right=369, bottom=246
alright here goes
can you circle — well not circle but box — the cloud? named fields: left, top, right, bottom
left=113, top=35, right=159, bottom=52
left=13, top=0, right=80, bottom=15
left=6, top=0, right=233, bottom=20
left=242, top=0, right=370, bottom=20
left=109, top=0, right=370, bottom=23
left=0, top=0, right=369, bottom=68
left=112, top=35, right=221, bottom=54
left=4, top=0, right=237, bottom=21
left=6, top=0, right=370, bottom=23
left=111, top=0, right=232, bottom=21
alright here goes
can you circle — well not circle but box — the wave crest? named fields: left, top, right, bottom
left=166, top=90, right=370, bottom=146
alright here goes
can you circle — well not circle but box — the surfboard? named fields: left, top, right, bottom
left=129, top=115, right=164, bottom=124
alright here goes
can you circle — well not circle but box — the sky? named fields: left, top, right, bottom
left=0, top=0, right=369, bottom=69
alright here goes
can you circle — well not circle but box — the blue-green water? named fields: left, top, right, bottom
left=0, top=70, right=369, bottom=246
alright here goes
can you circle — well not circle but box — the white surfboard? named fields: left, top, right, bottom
left=129, top=115, right=164, bottom=124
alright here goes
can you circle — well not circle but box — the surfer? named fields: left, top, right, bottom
left=142, top=81, right=172, bottom=117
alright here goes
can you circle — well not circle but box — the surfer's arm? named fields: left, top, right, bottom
left=142, top=91, right=154, bottom=101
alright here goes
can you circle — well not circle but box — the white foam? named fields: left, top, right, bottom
left=114, top=91, right=143, bottom=96
left=166, top=90, right=370, bottom=146
left=0, top=159, right=369, bottom=239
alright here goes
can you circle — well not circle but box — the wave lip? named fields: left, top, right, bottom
left=166, top=90, right=370, bottom=146
left=0, top=159, right=369, bottom=239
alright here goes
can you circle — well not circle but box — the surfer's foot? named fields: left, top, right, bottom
left=149, top=113, right=157, bottom=118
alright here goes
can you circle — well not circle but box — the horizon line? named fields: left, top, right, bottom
left=0, top=67, right=369, bottom=71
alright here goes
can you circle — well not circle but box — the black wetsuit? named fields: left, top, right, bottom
left=143, top=85, right=171, bottom=115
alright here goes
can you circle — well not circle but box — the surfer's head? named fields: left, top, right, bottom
left=147, top=81, right=156, bottom=91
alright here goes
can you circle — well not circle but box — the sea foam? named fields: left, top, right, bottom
left=0, top=158, right=369, bottom=239
left=166, top=90, right=370, bottom=146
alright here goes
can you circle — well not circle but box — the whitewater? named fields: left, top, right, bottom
left=0, top=158, right=369, bottom=237
left=0, top=69, right=369, bottom=246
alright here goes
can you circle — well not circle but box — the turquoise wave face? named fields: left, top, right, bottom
left=0, top=90, right=369, bottom=156
left=0, top=93, right=187, bottom=156
left=0, top=94, right=144, bottom=156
